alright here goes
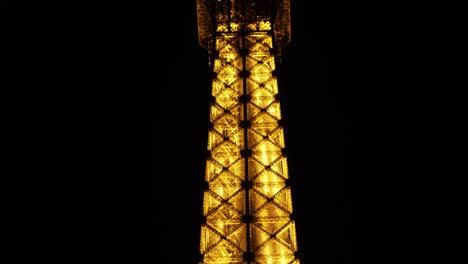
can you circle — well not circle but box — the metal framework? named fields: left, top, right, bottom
left=197, top=1, right=299, bottom=263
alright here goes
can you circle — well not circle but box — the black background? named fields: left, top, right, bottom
left=6, top=1, right=448, bottom=262
left=155, top=1, right=353, bottom=263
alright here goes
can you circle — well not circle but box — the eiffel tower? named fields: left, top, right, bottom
left=196, top=1, right=300, bottom=263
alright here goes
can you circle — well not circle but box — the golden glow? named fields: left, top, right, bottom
left=196, top=2, right=295, bottom=263
left=200, top=29, right=299, bottom=264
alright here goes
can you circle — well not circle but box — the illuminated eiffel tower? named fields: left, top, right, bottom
left=196, top=1, right=300, bottom=263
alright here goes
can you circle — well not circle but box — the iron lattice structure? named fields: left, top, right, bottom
left=196, top=1, right=299, bottom=264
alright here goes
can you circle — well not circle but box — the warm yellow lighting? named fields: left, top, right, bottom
left=198, top=1, right=297, bottom=263
left=230, top=22, right=240, bottom=31
left=259, top=21, right=271, bottom=30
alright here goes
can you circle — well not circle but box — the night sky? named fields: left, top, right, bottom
left=155, top=1, right=353, bottom=263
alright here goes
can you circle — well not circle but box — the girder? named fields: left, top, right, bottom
left=197, top=1, right=299, bottom=263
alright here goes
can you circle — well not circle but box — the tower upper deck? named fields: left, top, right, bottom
left=196, top=0, right=291, bottom=49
